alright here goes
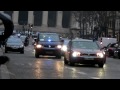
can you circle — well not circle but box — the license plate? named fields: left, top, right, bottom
left=84, top=57, right=94, bottom=60
left=46, top=51, right=53, bottom=54
left=12, top=47, right=18, bottom=49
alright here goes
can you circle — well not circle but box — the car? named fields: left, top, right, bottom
left=113, top=43, right=120, bottom=59
left=64, top=39, right=106, bottom=68
left=5, top=37, right=24, bottom=54
left=105, top=43, right=117, bottom=57
left=61, top=39, right=70, bottom=56
left=20, top=35, right=29, bottom=46
left=34, top=32, right=62, bottom=58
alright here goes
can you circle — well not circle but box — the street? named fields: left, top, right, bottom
left=3, top=42, right=120, bottom=79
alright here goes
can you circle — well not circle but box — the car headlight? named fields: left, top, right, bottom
left=72, top=51, right=81, bottom=57
left=20, top=45, right=24, bottom=48
left=103, top=51, right=105, bottom=55
left=97, top=52, right=104, bottom=58
left=36, top=45, right=42, bottom=48
left=61, top=45, right=67, bottom=52
left=57, top=45, right=62, bottom=49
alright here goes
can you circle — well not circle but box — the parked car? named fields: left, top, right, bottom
left=64, top=39, right=106, bottom=68
left=5, top=37, right=24, bottom=54
left=105, top=43, right=117, bottom=57
left=113, top=43, right=120, bottom=59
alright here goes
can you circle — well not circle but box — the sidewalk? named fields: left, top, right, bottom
left=0, top=47, right=10, bottom=79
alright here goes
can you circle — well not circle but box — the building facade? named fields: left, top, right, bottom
left=0, top=11, right=76, bottom=37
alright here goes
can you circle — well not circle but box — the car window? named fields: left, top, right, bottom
left=7, top=38, right=22, bottom=44
left=72, top=41, right=99, bottom=49
left=110, top=43, right=116, bottom=48
left=39, top=34, right=60, bottom=41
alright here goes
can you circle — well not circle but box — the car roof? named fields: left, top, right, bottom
left=72, top=38, right=93, bottom=42
left=39, top=32, right=59, bottom=35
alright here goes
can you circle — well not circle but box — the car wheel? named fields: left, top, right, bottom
left=20, top=51, right=24, bottom=54
left=98, top=63, right=104, bottom=68
left=64, top=56, right=68, bottom=65
left=118, top=54, right=120, bottom=59
left=56, top=54, right=61, bottom=59
left=35, top=51, right=39, bottom=58
left=69, top=61, right=75, bottom=66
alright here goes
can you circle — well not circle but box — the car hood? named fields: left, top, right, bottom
left=72, top=48, right=101, bottom=54
left=38, top=41, right=61, bottom=45
left=7, top=43, right=22, bottom=46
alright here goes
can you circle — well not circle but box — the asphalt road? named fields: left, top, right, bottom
left=2, top=43, right=120, bottom=79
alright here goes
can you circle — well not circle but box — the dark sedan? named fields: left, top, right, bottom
left=113, top=44, right=120, bottom=59
left=64, top=39, right=106, bottom=68
left=5, top=37, right=24, bottom=54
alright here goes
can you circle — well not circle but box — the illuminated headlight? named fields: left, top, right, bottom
left=72, top=51, right=81, bottom=57
left=57, top=45, right=62, bottom=49
left=97, top=53, right=104, bottom=58
left=61, top=45, right=67, bottom=51
left=20, top=45, right=24, bottom=48
left=34, top=43, right=36, bottom=46
left=103, top=51, right=105, bottom=55
left=36, top=45, right=42, bottom=48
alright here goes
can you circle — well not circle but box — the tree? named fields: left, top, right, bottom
left=72, top=11, right=109, bottom=39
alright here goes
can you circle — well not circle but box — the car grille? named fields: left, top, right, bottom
left=43, top=45, right=56, bottom=48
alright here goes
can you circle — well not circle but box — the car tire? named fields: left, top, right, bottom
left=69, top=61, right=75, bottom=66
left=118, top=55, right=120, bottom=59
left=98, top=63, right=104, bottom=68
left=56, top=54, right=61, bottom=59
left=20, top=51, right=24, bottom=54
left=64, top=56, right=68, bottom=65
left=113, top=55, right=116, bottom=58
left=35, top=51, right=39, bottom=58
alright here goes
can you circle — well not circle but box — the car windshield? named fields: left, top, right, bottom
left=39, top=33, right=60, bottom=41
left=72, top=41, right=99, bottom=49
left=7, top=38, right=22, bottom=44
left=20, top=36, right=26, bottom=41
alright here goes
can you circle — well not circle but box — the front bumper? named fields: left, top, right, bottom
left=70, top=56, right=106, bottom=64
left=6, top=47, right=24, bottom=52
left=35, top=48, right=62, bottom=55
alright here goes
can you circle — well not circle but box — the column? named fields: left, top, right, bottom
left=28, top=11, right=34, bottom=25
left=12, top=11, right=19, bottom=25
left=56, top=11, right=63, bottom=28
left=41, top=11, right=48, bottom=27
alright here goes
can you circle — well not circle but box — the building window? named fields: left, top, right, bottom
left=18, top=11, right=28, bottom=25
left=34, top=11, right=42, bottom=26
left=62, top=11, right=71, bottom=28
left=48, top=11, right=57, bottom=27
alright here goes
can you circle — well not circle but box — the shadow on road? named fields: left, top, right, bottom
left=66, top=64, right=100, bottom=68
